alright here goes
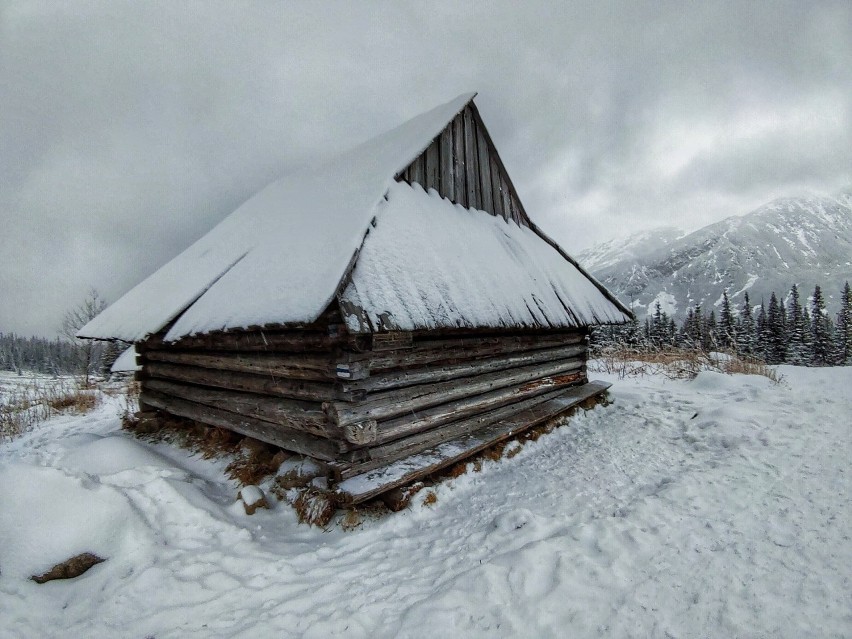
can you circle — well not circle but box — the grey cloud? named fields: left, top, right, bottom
left=1, top=0, right=851, bottom=336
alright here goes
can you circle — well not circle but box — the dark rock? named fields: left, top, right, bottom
left=31, top=553, right=105, bottom=584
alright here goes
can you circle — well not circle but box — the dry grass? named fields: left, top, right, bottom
left=590, top=346, right=782, bottom=383
left=125, top=410, right=290, bottom=487
left=422, top=491, right=438, bottom=506
left=1, top=377, right=101, bottom=441
left=293, top=490, right=337, bottom=527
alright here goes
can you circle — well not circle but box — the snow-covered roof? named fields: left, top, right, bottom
left=341, top=182, right=629, bottom=331
left=80, top=93, right=630, bottom=342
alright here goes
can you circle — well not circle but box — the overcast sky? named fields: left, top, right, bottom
left=2, top=0, right=851, bottom=337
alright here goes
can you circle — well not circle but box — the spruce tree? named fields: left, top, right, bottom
left=810, top=285, right=834, bottom=366
left=718, top=291, right=736, bottom=350
left=736, top=292, right=755, bottom=355
left=765, top=293, right=786, bottom=364
left=703, top=310, right=717, bottom=352
left=786, top=284, right=808, bottom=365
left=756, top=301, right=768, bottom=360
left=835, top=281, right=852, bottom=365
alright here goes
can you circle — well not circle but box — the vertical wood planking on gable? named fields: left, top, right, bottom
left=476, top=125, right=494, bottom=216
left=452, top=112, right=467, bottom=207
left=500, top=174, right=513, bottom=223
left=439, top=127, right=455, bottom=202
left=425, top=138, right=440, bottom=193
left=394, top=99, right=533, bottom=226
left=462, top=107, right=480, bottom=210
left=410, top=154, right=425, bottom=186
left=489, top=155, right=506, bottom=220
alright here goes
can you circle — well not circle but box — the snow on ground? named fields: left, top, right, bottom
left=1, top=367, right=850, bottom=638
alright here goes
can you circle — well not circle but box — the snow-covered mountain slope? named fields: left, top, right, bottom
left=579, top=188, right=852, bottom=318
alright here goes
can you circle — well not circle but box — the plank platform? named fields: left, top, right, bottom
left=334, top=380, right=611, bottom=504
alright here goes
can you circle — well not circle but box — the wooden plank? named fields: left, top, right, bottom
left=341, top=332, right=586, bottom=370
left=462, top=106, right=480, bottom=210
left=500, top=174, right=514, bottom=224
left=490, top=155, right=506, bottom=220
left=142, top=378, right=338, bottom=439
left=439, top=126, right=455, bottom=202
left=143, top=330, right=346, bottom=353
left=347, top=344, right=586, bottom=393
left=370, top=369, right=584, bottom=446
left=145, top=361, right=355, bottom=403
left=410, top=154, right=425, bottom=186
left=425, top=138, right=440, bottom=193
left=469, top=102, right=532, bottom=226
left=371, top=332, right=413, bottom=351
left=143, top=350, right=351, bottom=381
left=325, top=358, right=584, bottom=426
left=140, top=389, right=343, bottom=461
left=334, top=381, right=612, bottom=503
left=338, top=386, right=573, bottom=479
left=452, top=112, right=467, bottom=207
left=476, top=124, right=494, bottom=215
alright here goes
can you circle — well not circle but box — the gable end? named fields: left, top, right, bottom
left=396, top=103, right=529, bottom=226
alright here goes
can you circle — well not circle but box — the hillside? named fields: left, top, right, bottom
left=579, top=189, right=852, bottom=318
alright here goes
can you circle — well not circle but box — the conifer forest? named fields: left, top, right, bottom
left=594, top=281, right=852, bottom=367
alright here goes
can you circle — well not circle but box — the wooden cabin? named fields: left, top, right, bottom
left=80, top=93, right=632, bottom=504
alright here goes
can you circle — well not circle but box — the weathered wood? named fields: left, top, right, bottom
left=142, top=378, right=337, bottom=439
left=145, top=362, right=356, bottom=403
left=439, top=126, right=455, bottom=201
left=342, top=332, right=586, bottom=371
left=345, top=344, right=586, bottom=393
left=410, top=154, right=425, bottom=186
left=489, top=155, right=505, bottom=220
left=338, top=386, right=572, bottom=479
left=140, top=389, right=343, bottom=460
left=143, top=330, right=354, bottom=353
left=371, top=332, right=413, bottom=351
left=469, top=101, right=531, bottom=226
left=335, top=381, right=612, bottom=503
left=371, top=369, right=584, bottom=446
left=143, top=350, right=362, bottom=381
left=425, top=137, right=440, bottom=192
left=326, top=358, right=584, bottom=426
left=343, top=420, right=378, bottom=445
left=476, top=124, right=494, bottom=215
left=462, top=106, right=480, bottom=210
left=452, top=112, right=466, bottom=206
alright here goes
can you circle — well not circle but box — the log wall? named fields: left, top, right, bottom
left=136, top=324, right=589, bottom=480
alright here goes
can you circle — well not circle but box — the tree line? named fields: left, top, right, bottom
left=595, top=281, right=852, bottom=366
left=1, top=290, right=123, bottom=382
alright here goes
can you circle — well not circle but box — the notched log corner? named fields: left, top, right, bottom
left=343, top=419, right=378, bottom=445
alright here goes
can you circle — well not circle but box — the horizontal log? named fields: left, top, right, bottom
left=372, top=370, right=585, bottom=445
left=334, top=387, right=571, bottom=480
left=143, top=330, right=368, bottom=353
left=145, top=362, right=357, bottom=403
left=345, top=344, right=586, bottom=394
left=140, top=390, right=343, bottom=461
left=326, top=358, right=584, bottom=426
left=342, top=332, right=585, bottom=371
left=142, top=379, right=337, bottom=439
left=143, top=350, right=368, bottom=381
left=334, top=381, right=612, bottom=502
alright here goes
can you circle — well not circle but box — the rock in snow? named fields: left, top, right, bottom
left=238, top=485, right=268, bottom=515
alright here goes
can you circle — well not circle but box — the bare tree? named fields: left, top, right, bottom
left=60, top=289, right=107, bottom=387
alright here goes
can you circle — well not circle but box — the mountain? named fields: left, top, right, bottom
left=578, top=189, right=852, bottom=319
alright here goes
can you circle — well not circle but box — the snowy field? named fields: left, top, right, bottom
left=1, top=366, right=850, bottom=638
